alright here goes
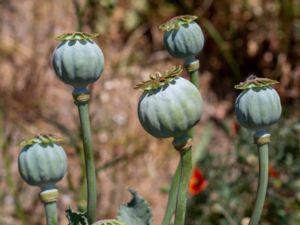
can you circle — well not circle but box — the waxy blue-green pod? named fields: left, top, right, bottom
left=135, top=66, right=203, bottom=138
left=235, top=76, right=282, bottom=130
left=18, top=135, right=67, bottom=190
left=52, top=32, right=104, bottom=88
left=160, top=15, right=204, bottom=60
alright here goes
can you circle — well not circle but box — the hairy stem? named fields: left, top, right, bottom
left=74, top=88, right=97, bottom=224
left=44, top=202, right=58, bottom=225
left=249, top=130, right=270, bottom=225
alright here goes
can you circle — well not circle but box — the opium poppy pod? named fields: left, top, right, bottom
left=160, top=15, right=205, bottom=60
left=52, top=32, right=104, bottom=88
left=18, top=135, right=67, bottom=190
left=235, top=76, right=282, bottom=130
left=135, top=66, right=203, bottom=139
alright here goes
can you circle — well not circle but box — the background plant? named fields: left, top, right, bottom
left=0, top=0, right=299, bottom=224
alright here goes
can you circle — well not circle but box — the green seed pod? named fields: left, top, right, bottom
left=18, top=134, right=67, bottom=190
left=135, top=66, right=203, bottom=138
left=235, top=76, right=282, bottom=130
left=52, top=32, right=104, bottom=88
left=160, top=15, right=205, bottom=60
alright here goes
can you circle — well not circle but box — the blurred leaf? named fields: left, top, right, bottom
left=117, top=189, right=152, bottom=225
left=192, top=122, right=213, bottom=165
left=202, top=18, right=241, bottom=82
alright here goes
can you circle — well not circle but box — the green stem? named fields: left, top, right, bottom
left=184, top=58, right=200, bottom=89
left=44, top=202, right=58, bottom=225
left=74, top=88, right=97, bottom=224
left=161, top=58, right=200, bottom=225
left=249, top=130, right=270, bottom=225
left=174, top=149, right=192, bottom=225
left=161, top=161, right=181, bottom=225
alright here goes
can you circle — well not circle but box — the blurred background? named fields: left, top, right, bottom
left=0, top=0, right=300, bottom=224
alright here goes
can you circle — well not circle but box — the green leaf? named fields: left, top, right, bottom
left=66, top=207, right=89, bottom=225
left=117, top=189, right=152, bottom=225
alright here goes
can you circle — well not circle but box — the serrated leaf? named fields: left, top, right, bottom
left=117, top=189, right=152, bottom=225
left=92, top=219, right=126, bottom=225
left=66, top=207, right=89, bottom=225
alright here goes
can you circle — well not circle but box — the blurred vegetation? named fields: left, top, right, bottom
left=0, top=0, right=299, bottom=224
left=187, top=113, right=300, bottom=225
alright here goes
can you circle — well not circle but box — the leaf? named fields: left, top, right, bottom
left=117, top=189, right=152, bottom=225
left=66, top=207, right=89, bottom=225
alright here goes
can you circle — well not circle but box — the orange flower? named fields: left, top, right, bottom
left=189, top=167, right=208, bottom=195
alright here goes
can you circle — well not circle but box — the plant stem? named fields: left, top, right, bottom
left=249, top=130, right=270, bottom=225
left=44, top=202, right=58, bottom=225
left=184, top=58, right=200, bottom=89
left=73, top=88, right=97, bottom=224
left=161, top=162, right=181, bottom=225
left=174, top=149, right=192, bottom=225
left=40, top=189, right=59, bottom=225
left=161, top=59, right=200, bottom=225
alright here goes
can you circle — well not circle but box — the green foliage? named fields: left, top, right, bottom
left=66, top=207, right=89, bottom=225
left=117, top=189, right=152, bottom=225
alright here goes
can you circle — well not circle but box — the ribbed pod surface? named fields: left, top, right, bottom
left=52, top=40, right=104, bottom=87
left=138, top=77, right=203, bottom=138
left=163, top=22, right=204, bottom=59
left=235, top=87, right=281, bottom=130
left=18, top=143, right=67, bottom=187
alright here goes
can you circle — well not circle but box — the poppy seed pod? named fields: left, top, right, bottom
left=160, top=15, right=205, bottom=60
left=18, top=134, right=67, bottom=190
left=52, top=32, right=104, bottom=88
left=135, top=66, right=203, bottom=139
left=235, top=76, right=282, bottom=130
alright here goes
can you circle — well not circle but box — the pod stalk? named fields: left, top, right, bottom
left=249, top=130, right=270, bottom=225
left=73, top=88, right=97, bottom=224
left=40, top=189, right=59, bottom=225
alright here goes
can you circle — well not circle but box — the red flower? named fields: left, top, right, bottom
left=269, top=165, right=280, bottom=178
left=189, top=167, right=208, bottom=195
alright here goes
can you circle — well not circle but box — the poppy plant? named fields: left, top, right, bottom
left=189, top=167, right=208, bottom=195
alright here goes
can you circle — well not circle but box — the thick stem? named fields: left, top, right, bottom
left=44, top=202, right=58, bottom=225
left=249, top=130, right=270, bottom=225
left=171, top=134, right=193, bottom=225
left=73, top=88, right=97, bottom=224
left=40, top=189, right=58, bottom=225
left=174, top=149, right=192, bottom=225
